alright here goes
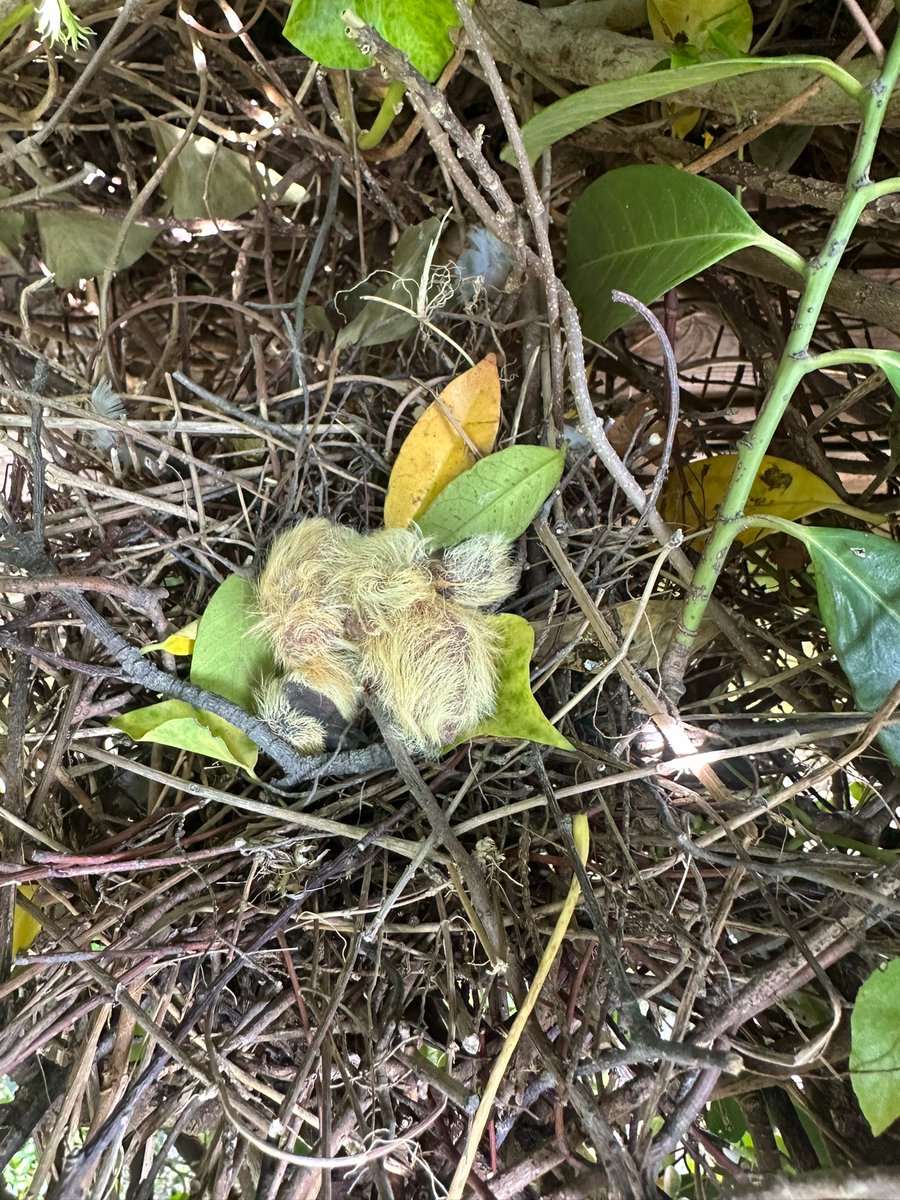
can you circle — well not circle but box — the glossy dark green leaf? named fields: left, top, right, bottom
left=190, top=574, right=274, bottom=712
left=799, top=528, right=900, bottom=766
left=283, top=0, right=460, bottom=80
left=566, top=165, right=772, bottom=342
left=850, top=958, right=900, bottom=1135
left=417, top=445, right=565, bottom=548
left=705, top=1098, right=747, bottom=1143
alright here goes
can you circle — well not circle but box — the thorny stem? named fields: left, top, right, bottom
left=662, top=25, right=900, bottom=697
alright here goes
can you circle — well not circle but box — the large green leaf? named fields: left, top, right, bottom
left=111, top=699, right=259, bottom=773
left=283, top=0, right=460, bottom=81
left=190, top=574, right=274, bottom=712
left=797, top=528, right=900, bottom=766
left=850, top=958, right=900, bottom=1136
left=36, top=209, right=158, bottom=288
left=566, top=165, right=775, bottom=342
left=512, top=55, right=860, bottom=164
left=468, top=614, right=572, bottom=750
left=417, top=445, right=565, bottom=548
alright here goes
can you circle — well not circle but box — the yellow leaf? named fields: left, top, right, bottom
left=662, top=454, right=883, bottom=548
left=384, top=355, right=501, bottom=529
left=668, top=104, right=701, bottom=140
left=141, top=618, right=200, bottom=656
left=12, top=885, right=41, bottom=957
left=648, top=0, right=753, bottom=55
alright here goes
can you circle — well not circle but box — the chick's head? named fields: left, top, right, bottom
left=255, top=677, right=328, bottom=755
left=435, top=533, right=518, bottom=609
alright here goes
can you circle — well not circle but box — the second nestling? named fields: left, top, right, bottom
left=254, top=518, right=518, bottom=756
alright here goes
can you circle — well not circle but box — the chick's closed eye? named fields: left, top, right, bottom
left=253, top=518, right=516, bottom=757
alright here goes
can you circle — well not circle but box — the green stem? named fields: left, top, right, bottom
left=860, top=175, right=900, bottom=201
left=670, top=30, right=900, bottom=674
left=357, top=79, right=406, bottom=150
left=756, top=233, right=807, bottom=277
left=806, top=346, right=899, bottom=374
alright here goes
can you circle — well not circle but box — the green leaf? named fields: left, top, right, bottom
left=850, top=958, right=900, bottom=1135
left=878, top=354, right=900, bottom=405
left=705, top=1098, right=747, bottom=1143
left=36, top=209, right=158, bottom=288
left=111, top=699, right=259, bottom=773
left=749, top=123, right=814, bottom=172
left=335, top=217, right=443, bottom=350
left=283, top=0, right=460, bottom=81
left=417, top=445, right=565, bottom=548
left=512, top=55, right=860, bottom=164
left=566, top=165, right=774, bottom=342
left=150, top=122, right=307, bottom=220
left=0, top=3, right=32, bottom=47
left=796, top=528, right=900, bottom=766
left=648, top=0, right=752, bottom=57
left=190, top=575, right=274, bottom=712
left=468, top=614, right=573, bottom=750
left=0, top=186, right=24, bottom=265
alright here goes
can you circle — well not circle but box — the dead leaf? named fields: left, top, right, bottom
left=384, top=355, right=501, bottom=529
left=535, top=598, right=718, bottom=673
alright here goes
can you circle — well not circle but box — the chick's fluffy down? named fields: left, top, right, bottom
left=255, top=518, right=361, bottom=716
left=254, top=519, right=515, bottom=755
left=361, top=600, right=502, bottom=754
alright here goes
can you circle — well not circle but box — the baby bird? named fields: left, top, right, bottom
left=255, top=519, right=516, bottom=756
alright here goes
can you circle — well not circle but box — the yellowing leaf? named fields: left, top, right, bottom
left=141, top=618, right=200, bottom=656
left=12, top=885, right=41, bottom=957
left=468, top=614, right=573, bottom=750
left=648, top=0, right=752, bottom=56
left=384, top=355, right=501, bottom=529
left=662, top=454, right=883, bottom=548
left=111, top=698, right=259, bottom=774
left=668, top=105, right=701, bottom=140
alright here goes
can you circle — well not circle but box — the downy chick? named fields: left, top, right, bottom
left=254, top=519, right=516, bottom=756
